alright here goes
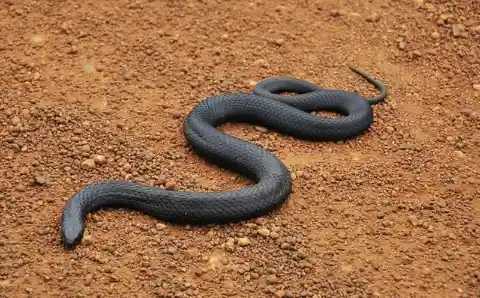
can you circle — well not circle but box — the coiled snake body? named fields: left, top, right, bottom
left=60, top=68, right=387, bottom=249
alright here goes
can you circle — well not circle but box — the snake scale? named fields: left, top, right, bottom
left=60, top=67, right=387, bottom=249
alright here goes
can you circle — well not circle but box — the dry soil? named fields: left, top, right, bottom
left=0, top=0, right=479, bottom=297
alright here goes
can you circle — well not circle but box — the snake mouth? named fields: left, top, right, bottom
left=61, top=229, right=83, bottom=249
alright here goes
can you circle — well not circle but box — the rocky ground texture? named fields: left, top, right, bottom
left=1, top=0, right=479, bottom=297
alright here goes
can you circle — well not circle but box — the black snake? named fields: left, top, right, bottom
left=60, top=67, right=387, bottom=249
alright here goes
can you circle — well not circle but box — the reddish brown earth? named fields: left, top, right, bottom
left=1, top=0, right=479, bottom=297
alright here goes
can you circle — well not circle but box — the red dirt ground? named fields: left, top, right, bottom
left=1, top=0, right=479, bottom=297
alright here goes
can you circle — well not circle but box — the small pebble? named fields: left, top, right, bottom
left=93, top=155, right=106, bottom=164
left=122, top=163, right=132, bottom=172
left=366, top=13, right=381, bottom=22
left=237, top=237, right=251, bottom=246
left=82, top=235, right=92, bottom=245
left=95, top=64, right=105, bottom=72
left=172, top=111, right=182, bottom=119
left=83, top=64, right=95, bottom=73
left=123, top=70, right=133, bottom=80
left=253, top=59, right=267, bottom=66
left=452, top=24, right=466, bottom=37
left=15, top=184, right=26, bottom=192
left=225, top=239, right=235, bottom=252
left=408, top=215, right=419, bottom=226
left=330, top=9, right=345, bottom=17
left=412, top=50, right=422, bottom=58
left=167, top=247, right=177, bottom=254
left=273, top=38, right=285, bottom=46
left=266, top=274, right=279, bottom=284
left=257, top=228, right=270, bottom=237
left=255, top=126, right=268, bottom=133
left=80, top=144, right=91, bottom=153
left=165, top=181, right=176, bottom=190
left=67, top=45, right=78, bottom=54
left=269, top=231, right=280, bottom=239
left=460, top=108, right=473, bottom=117
left=81, top=159, right=96, bottom=169
left=11, top=116, right=21, bottom=126
left=431, top=31, right=440, bottom=39
left=34, top=175, right=46, bottom=185
left=30, top=35, right=45, bottom=44
left=413, top=0, right=424, bottom=7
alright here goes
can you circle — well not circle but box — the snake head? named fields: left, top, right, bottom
left=61, top=220, right=85, bottom=249
left=60, top=209, right=86, bottom=249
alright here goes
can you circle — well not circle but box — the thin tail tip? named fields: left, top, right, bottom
left=348, top=66, right=376, bottom=80
left=348, top=66, right=362, bottom=73
left=348, top=66, right=388, bottom=104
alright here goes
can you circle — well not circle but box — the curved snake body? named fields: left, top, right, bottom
left=60, top=68, right=387, bottom=249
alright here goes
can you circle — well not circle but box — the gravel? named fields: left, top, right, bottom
left=0, top=0, right=478, bottom=297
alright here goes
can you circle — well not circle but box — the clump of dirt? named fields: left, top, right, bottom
left=0, top=0, right=479, bottom=297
